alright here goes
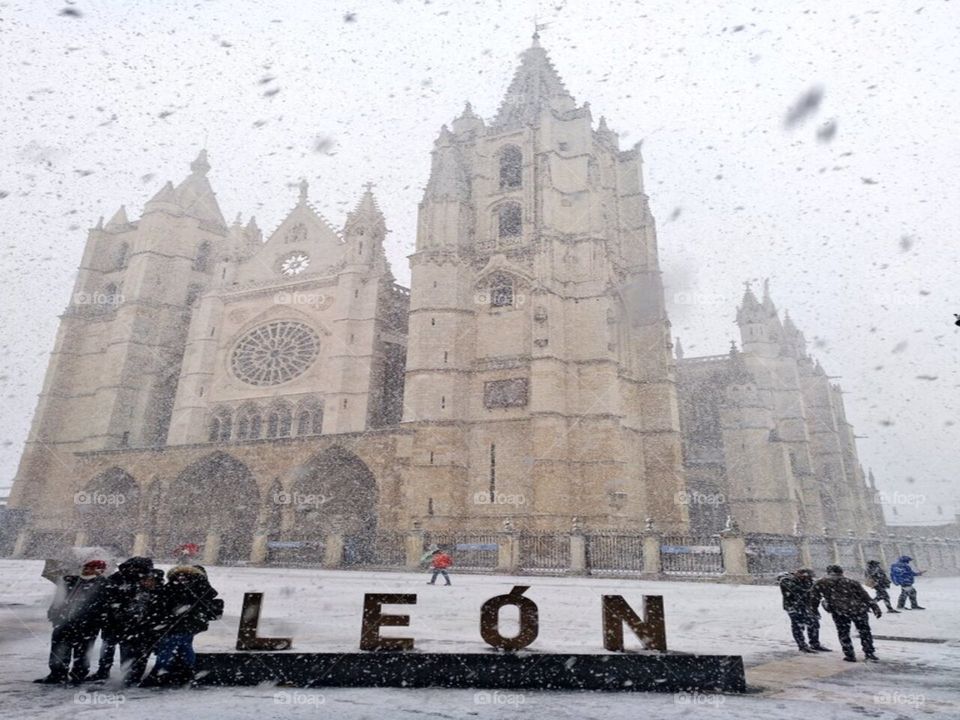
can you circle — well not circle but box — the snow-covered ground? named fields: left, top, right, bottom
left=1, top=559, right=957, bottom=719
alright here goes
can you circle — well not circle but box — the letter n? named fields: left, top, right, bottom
left=601, top=595, right=666, bottom=652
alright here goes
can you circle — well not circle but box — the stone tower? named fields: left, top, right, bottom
left=401, top=36, right=687, bottom=532
left=9, top=152, right=235, bottom=524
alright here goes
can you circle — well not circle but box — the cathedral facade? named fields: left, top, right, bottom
left=7, top=38, right=884, bottom=564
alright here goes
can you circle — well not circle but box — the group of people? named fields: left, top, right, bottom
left=778, top=556, right=926, bottom=663
left=36, top=556, right=223, bottom=687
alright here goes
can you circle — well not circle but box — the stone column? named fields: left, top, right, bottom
left=202, top=531, right=221, bottom=565
left=249, top=529, right=270, bottom=565
left=404, top=528, right=425, bottom=569
left=74, top=530, right=89, bottom=547
left=12, top=529, right=32, bottom=558
left=496, top=532, right=519, bottom=573
left=132, top=532, right=150, bottom=556
left=799, top=536, right=813, bottom=568
left=720, top=523, right=749, bottom=582
left=569, top=533, right=586, bottom=574
left=323, top=534, right=344, bottom=568
left=641, top=531, right=662, bottom=578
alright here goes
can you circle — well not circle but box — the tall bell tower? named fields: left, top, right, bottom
left=402, top=36, right=688, bottom=532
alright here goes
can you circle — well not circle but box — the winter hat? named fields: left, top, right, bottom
left=167, top=565, right=204, bottom=580
left=119, top=556, right=154, bottom=577
left=898, top=556, right=912, bottom=563
left=82, top=559, right=106, bottom=573
left=826, top=564, right=844, bottom=576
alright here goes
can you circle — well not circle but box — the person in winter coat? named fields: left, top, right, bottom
left=865, top=560, right=899, bottom=613
left=91, top=556, right=155, bottom=681
left=139, top=566, right=223, bottom=687
left=811, top=565, right=882, bottom=662
left=890, top=556, right=925, bottom=610
left=114, top=568, right=166, bottom=686
left=427, top=549, right=453, bottom=586
left=35, top=560, right=108, bottom=684
left=778, top=568, right=830, bottom=653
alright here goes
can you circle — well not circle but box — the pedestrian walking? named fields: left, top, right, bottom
left=426, top=549, right=453, bottom=586
left=35, top=559, right=108, bottom=684
left=778, top=568, right=831, bottom=653
left=864, top=559, right=899, bottom=613
left=812, top=565, right=882, bottom=662
left=890, top=556, right=925, bottom=610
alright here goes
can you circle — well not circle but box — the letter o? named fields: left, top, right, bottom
left=479, top=586, right=539, bottom=651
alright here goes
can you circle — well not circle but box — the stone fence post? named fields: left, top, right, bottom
left=12, top=528, right=32, bottom=558
left=496, top=528, right=519, bottom=573
left=720, top=520, right=749, bottom=582
left=405, top=526, right=425, bottom=569
left=641, top=524, right=661, bottom=579
left=323, top=533, right=343, bottom=568
left=569, top=519, right=586, bottom=574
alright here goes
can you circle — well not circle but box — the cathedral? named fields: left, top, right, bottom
left=7, top=36, right=885, bottom=564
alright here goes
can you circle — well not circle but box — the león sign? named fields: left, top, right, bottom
left=234, top=586, right=667, bottom=652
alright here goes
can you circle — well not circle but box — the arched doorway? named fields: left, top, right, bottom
left=76, top=468, right=139, bottom=554
left=287, top=447, right=378, bottom=564
left=164, top=453, right=259, bottom=563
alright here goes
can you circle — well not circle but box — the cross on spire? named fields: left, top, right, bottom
left=363, top=181, right=376, bottom=193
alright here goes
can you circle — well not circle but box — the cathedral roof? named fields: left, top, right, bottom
left=491, top=33, right=576, bottom=129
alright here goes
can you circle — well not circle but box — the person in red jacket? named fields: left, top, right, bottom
left=427, top=549, right=453, bottom=586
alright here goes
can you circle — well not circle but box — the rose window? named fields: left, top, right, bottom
left=230, top=321, right=320, bottom=386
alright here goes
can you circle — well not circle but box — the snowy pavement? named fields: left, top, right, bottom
left=1, top=560, right=957, bottom=718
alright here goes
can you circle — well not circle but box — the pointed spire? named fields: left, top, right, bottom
left=190, top=149, right=211, bottom=176
left=233, top=212, right=243, bottom=226
left=452, top=101, right=484, bottom=136
left=94, top=216, right=104, bottom=230
left=145, top=181, right=177, bottom=207
left=868, top=468, right=876, bottom=488
left=761, top=277, right=778, bottom=314
left=736, top=280, right=763, bottom=324
left=104, top=205, right=129, bottom=230
left=492, top=37, right=575, bottom=128
left=172, top=150, right=226, bottom=229
left=346, top=182, right=386, bottom=234
left=674, top=336, right=684, bottom=360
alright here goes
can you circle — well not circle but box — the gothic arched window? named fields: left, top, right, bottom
left=192, top=241, right=211, bottom=272
left=266, top=405, right=292, bottom=438
left=498, top=203, right=522, bottom=239
left=499, top=145, right=522, bottom=189
left=208, top=417, right=220, bottom=442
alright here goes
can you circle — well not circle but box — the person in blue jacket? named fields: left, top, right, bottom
left=890, top=556, right=925, bottom=610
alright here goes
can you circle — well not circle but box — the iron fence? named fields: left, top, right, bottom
left=342, top=531, right=406, bottom=567
left=585, top=533, right=644, bottom=575
left=745, top=534, right=802, bottom=577
left=660, top=535, right=724, bottom=575
left=519, top=534, right=570, bottom=573
left=424, top=533, right=499, bottom=569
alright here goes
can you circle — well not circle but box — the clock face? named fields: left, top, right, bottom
left=280, top=252, right=310, bottom=276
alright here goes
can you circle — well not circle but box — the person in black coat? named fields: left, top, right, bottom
left=35, top=560, right=108, bottom=684
left=90, top=556, right=155, bottom=681
left=778, top=568, right=830, bottom=653
left=114, top=568, right=166, bottom=686
left=865, top=560, right=899, bottom=613
left=812, top=565, right=882, bottom=662
left=139, top=566, right=223, bottom=687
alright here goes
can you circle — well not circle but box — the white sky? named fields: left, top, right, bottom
left=0, top=0, right=957, bottom=524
